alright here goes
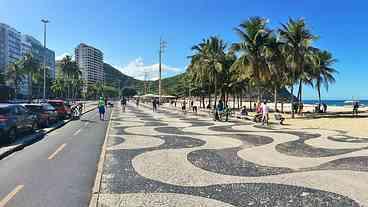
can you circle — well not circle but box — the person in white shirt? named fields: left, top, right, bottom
left=261, top=101, right=269, bottom=125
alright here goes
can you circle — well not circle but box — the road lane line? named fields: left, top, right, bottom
left=48, top=144, right=67, bottom=160
left=0, top=185, right=24, bottom=207
left=89, top=107, right=113, bottom=207
left=73, top=128, right=82, bottom=136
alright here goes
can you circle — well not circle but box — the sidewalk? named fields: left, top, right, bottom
left=0, top=102, right=98, bottom=159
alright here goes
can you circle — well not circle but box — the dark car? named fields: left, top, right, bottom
left=48, top=100, right=71, bottom=120
left=0, top=104, right=38, bottom=143
left=22, top=103, right=58, bottom=127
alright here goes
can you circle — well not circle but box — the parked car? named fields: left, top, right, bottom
left=48, top=100, right=71, bottom=119
left=22, top=103, right=58, bottom=127
left=0, top=104, right=38, bottom=143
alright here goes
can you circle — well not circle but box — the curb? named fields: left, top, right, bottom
left=0, top=106, right=97, bottom=160
left=89, top=107, right=113, bottom=207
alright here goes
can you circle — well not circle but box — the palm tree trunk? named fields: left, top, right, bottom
left=317, top=82, right=321, bottom=106
left=28, top=73, right=33, bottom=102
left=274, top=86, right=278, bottom=112
left=208, top=89, right=211, bottom=109
left=291, top=85, right=295, bottom=118
left=214, top=78, right=218, bottom=107
left=233, top=94, right=236, bottom=109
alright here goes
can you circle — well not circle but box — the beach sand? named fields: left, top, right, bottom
left=172, top=99, right=368, bottom=136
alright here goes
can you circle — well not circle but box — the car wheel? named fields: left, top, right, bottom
left=8, top=128, right=17, bottom=143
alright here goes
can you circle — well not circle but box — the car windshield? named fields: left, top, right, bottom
left=25, top=105, right=43, bottom=112
left=49, top=102, right=63, bottom=108
left=43, top=105, right=55, bottom=111
left=0, top=107, right=11, bottom=115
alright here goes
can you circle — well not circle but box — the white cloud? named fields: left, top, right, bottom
left=56, top=52, right=72, bottom=61
left=113, top=57, right=183, bottom=81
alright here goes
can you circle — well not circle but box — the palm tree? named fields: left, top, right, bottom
left=231, top=17, right=272, bottom=101
left=279, top=18, right=316, bottom=118
left=312, top=50, right=337, bottom=106
left=51, top=77, right=65, bottom=97
left=5, top=60, right=25, bottom=97
left=22, top=53, right=41, bottom=101
left=189, top=36, right=227, bottom=107
left=59, top=55, right=81, bottom=99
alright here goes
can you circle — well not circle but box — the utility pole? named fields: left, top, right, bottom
left=158, top=38, right=167, bottom=104
left=144, top=70, right=148, bottom=94
left=41, top=19, right=49, bottom=102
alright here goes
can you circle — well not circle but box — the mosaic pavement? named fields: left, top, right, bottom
left=97, top=103, right=368, bottom=206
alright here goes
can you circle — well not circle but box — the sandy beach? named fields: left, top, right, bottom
left=166, top=99, right=368, bottom=136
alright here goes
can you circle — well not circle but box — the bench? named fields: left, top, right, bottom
left=274, top=114, right=285, bottom=125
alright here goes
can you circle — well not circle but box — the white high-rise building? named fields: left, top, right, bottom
left=75, top=43, right=104, bottom=92
left=0, top=23, right=21, bottom=74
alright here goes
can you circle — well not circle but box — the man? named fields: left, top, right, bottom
left=98, top=97, right=106, bottom=120
left=353, top=101, right=359, bottom=117
left=121, top=97, right=127, bottom=112
left=136, top=98, right=140, bottom=107
left=261, top=101, right=269, bottom=125
left=152, top=99, right=157, bottom=112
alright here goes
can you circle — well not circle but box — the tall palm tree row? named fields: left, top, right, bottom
left=53, top=55, right=83, bottom=100
left=187, top=17, right=337, bottom=118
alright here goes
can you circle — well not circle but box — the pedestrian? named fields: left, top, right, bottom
left=98, top=97, right=106, bottom=120
left=322, top=103, right=327, bottom=113
left=182, top=100, right=187, bottom=113
left=121, top=97, right=127, bottom=112
left=152, top=98, right=158, bottom=112
left=136, top=98, right=140, bottom=107
left=261, top=101, right=269, bottom=125
left=353, top=101, right=359, bottom=117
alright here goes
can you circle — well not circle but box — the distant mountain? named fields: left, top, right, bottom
left=103, top=63, right=144, bottom=90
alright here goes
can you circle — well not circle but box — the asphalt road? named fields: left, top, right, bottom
left=0, top=106, right=111, bottom=207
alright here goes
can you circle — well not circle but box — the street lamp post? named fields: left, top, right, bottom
left=41, top=19, right=49, bottom=102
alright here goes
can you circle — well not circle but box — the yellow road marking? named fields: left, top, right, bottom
left=48, top=144, right=67, bottom=160
left=0, top=185, right=24, bottom=207
left=73, top=129, right=82, bottom=136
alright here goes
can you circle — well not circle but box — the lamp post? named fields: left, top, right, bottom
left=41, top=19, right=49, bottom=101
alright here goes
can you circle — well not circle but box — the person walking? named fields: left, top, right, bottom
left=121, top=97, right=127, bottom=112
left=98, top=97, right=106, bottom=120
left=136, top=98, right=140, bottom=107
left=353, top=101, right=359, bottom=117
left=261, top=101, right=269, bottom=125
left=152, top=98, right=157, bottom=112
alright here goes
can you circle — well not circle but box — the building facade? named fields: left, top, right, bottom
left=0, top=23, right=21, bottom=74
left=75, top=43, right=104, bottom=92
left=0, top=23, right=56, bottom=98
left=22, top=35, right=56, bottom=80
left=19, top=36, right=32, bottom=96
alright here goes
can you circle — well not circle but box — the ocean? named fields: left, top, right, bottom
left=303, top=100, right=368, bottom=107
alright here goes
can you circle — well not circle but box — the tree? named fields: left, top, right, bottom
left=279, top=18, right=316, bottom=118
left=122, top=88, right=137, bottom=97
left=231, top=17, right=272, bottom=101
left=21, top=53, right=41, bottom=101
left=189, top=36, right=227, bottom=107
left=5, top=60, right=25, bottom=97
left=312, top=50, right=337, bottom=106
left=59, top=55, right=81, bottom=99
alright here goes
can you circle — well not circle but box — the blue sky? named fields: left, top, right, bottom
left=1, top=0, right=367, bottom=99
